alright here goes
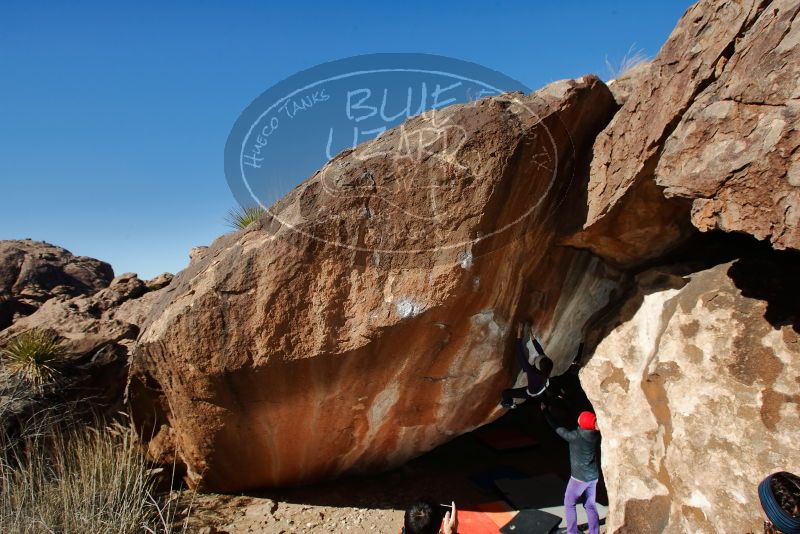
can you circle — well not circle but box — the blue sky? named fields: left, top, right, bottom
left=0, top=1, right=693, bottom=279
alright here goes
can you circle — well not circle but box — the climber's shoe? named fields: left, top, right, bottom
left=500, top=400, right=515, bottom=409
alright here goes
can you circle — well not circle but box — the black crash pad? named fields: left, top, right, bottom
left=468, top=465, right=528, bottom=494
left=494, top=474, right=566, bottom=510
left=499, top=508, right=562, bottom=534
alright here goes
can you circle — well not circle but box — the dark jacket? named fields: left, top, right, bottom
left=516, top=338, right=548, bottom=395
left=544, top=410, right=600, bottom=482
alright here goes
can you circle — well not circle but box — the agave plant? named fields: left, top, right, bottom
left=225, top=205, right=267, bottom=230
left=1, top=328, right=63, bottom=387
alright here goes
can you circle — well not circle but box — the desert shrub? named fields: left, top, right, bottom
left=0, top=330, right=193, bottom=532
left=225, top=205, right=266, bottom=230
left=0, top=329, right=63, bottom=388
left=0, top=416, right=191, bottom=533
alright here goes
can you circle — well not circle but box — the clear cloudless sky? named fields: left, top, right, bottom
left=0, top=1, right=694, bottom=279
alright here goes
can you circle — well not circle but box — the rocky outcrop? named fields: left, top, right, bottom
left=581, top=255, right=800, bottom=533
left=129, top=76, right=621, bottom=491
left=568, top=0, right=800, bottom=265
left=564, top=1, right=800, bottom=530
left=0, top=4, right=786, bottom=528
left=0, top=272, right=172, bottom=413
left=1, top=5, right=792, bottom=530
left=0, top=240, right=113, bottom=330
left=144, top=272, right=173, bottom=292
left=127, top=2, right=798, bottom=501
left=606, top=61, right=651, bottom=107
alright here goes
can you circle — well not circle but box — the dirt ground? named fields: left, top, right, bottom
left=176, top=401, right=608, bottom=534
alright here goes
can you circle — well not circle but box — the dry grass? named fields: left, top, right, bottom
left=0, top=387, right=192, bottom=534
left=605, top=44, right=650, bottom=80
left=0, top=419, right=192, bottom=533
left=0, top=325, right=194, bottom=532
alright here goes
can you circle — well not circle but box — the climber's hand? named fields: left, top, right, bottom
left=443, top=502, right=458, bottom=534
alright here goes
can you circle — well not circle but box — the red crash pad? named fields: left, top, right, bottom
left=457, top=509, right=504, bottom=534
left=474, top=426, right=539, bottom=451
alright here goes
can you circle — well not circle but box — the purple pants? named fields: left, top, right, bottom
left=565, top=476, right=599, bottom=534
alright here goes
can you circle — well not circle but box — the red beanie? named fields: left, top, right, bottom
left=578, top=411, right=597, bottom=431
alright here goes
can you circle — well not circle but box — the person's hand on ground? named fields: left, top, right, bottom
left=442, top=501, right=457, bottom=534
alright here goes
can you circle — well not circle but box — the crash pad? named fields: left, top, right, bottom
left=457, top=509, right=503, bottom=534
left=473, top=500, right=517, bottom=528
left=468, top=465, right=528, bottom=494
left=499, top=508, right=562, bottom=534
left=494, top=475, right=565, bottom=509
left=474, top=426, right=539, bottom=451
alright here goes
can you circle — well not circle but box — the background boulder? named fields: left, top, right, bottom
left=567, top=0, right=800, bottom=265
left=581, top=255, right=799, bottom=532
left=0, top=240, right=113, bottom=330
left=565, top=1, right=800, bottom=530
left=0, top=271, right=172, bottom=429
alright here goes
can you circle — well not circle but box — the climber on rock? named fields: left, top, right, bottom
left=542, top=406, right=601, bottom=534
left=500, top=321, right=553, bottom=409
left=547, top=342, right=595, bottom=413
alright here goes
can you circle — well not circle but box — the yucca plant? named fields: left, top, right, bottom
left=1, top=329, right=63, bottom=387
left=225, top=205, right=266, bottom=230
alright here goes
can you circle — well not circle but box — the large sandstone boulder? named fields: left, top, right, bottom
left=128, top=76, right=621, bottom=491
left=568, top=0, right=800, bottom=265
left=581, top=256, right=800, bottom=533
left=0, top=240, right=113, bottom=330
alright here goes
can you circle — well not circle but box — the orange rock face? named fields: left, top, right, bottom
left=568, top=0, right=800, bottom=265
left=128, top=77, right=620, bottom=491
